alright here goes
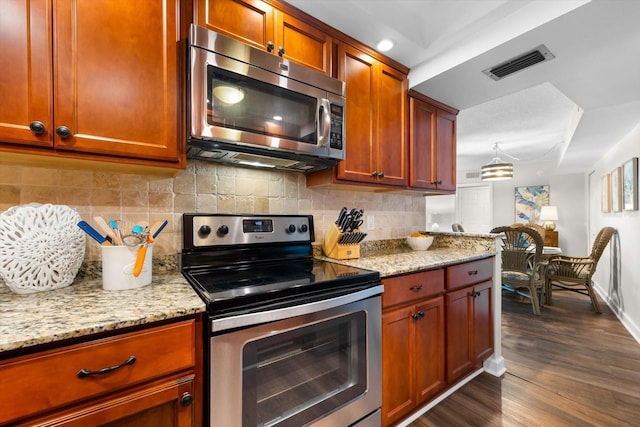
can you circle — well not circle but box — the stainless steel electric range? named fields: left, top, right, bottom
left=181, top=213, right=383, bottom=427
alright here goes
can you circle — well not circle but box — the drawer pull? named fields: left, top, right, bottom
left=77, top=355, right=136, bottom=378
left=412, top=311, right=425, bottom=320
left=468, top=270, right=478, bottom=275
left=409, top=284, right=423, bottom=292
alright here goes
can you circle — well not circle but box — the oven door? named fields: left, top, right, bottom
left=210, top=293, right=381, bottom=427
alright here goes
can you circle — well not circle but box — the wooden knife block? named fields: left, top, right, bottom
left=323, top=223, right=361, bottom=260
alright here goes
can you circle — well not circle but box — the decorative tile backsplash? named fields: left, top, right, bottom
left=0, top=160, right=426, bottom=261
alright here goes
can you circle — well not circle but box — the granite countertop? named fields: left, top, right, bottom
left=1, top=234, right=496, bottom=355
left=317, top=232, right=497, bottom=277
left=0, top=272, right=205, bottom=354
left=319, top=247, right=494, bottom=277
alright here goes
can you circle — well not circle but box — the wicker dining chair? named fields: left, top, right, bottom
left=545, top=226, right=615, bottom=313
left=491, top=225, right=546, bottom=315
left=511, top=222, right=546, bottom=243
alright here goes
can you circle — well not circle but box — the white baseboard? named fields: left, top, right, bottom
left=594, top=283, right=640, bottom=344
left=396, top=368, right=484, bottom=427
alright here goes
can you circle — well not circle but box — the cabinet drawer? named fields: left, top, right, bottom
left=382, top=269, right=444, bottom=308
left=446, top=257, right=494, bottom=290
left=0, top=320, right=195, bottom=424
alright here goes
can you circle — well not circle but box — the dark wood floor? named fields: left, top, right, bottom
left=409, top=290, right=640, bottom=426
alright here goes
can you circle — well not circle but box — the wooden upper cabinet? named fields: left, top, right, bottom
left=409, top=91, right=458, bottom=193
left=336, top=44, right=377, bottom=184
left=0, top=0, right=185, bottom=167
left=409, top=98, right=436, bottom=189
left=435, top=109, right=457, bottom=192
left=0, top=0, right=53, bottom=148
left=308, top=42, right=408, bottom=189
left=196, top=0, right=275, bottom=50
left=276, top=12, right=332, bottom=74
left=376, top=63, right=408, bottom=187
left=195, top=0, right=332, bottom=74
left=53, top=0, right=182, bottom=162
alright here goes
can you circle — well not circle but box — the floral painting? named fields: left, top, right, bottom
left=515, top=185, right=550, bottom=223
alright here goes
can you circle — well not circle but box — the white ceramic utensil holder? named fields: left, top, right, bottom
left=101, top=244, right=153, bottom=291
left=0, top=203, right=86, bottom=294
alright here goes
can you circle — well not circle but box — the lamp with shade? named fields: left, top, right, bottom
left=539, top=206, right=558, bottom=230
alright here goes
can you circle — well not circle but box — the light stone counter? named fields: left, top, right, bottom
left=0, top=272, right=205, bottom=353
left=320, top=247, right=494, bottom=277
left=316, top=232, right=497, bottom=277
left=1, top=233, right=496, bottom=355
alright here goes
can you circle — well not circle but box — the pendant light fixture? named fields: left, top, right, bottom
left=481, top=143, right=513, bottom=181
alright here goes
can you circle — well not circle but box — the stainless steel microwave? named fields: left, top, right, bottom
left=188, top=25, right=346, bottom=173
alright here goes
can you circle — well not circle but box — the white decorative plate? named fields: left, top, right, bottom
left=0, top=203, right=86, bottom=294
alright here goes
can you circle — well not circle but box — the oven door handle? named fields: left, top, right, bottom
left=211, top=284, right=383, bottom=333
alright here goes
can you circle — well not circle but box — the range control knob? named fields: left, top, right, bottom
left=217, top=225, right=229, bottom=236
left=286, top=224, right=296, bottom=233
left=299, top=224, right=308, bottom=233
left=198, top=225, right=211, bottom=236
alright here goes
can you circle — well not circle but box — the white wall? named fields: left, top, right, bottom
left=457, top=162, right=587, bottom=255
left=590, top=123, right=640, bottom=341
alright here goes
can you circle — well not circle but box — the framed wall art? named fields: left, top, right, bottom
left=601, top=174, right=611, bottom=213
left=611, top=167, right=622, bottom=212
left=515, top=185, right=549, bottom=223
left=622, top=157, right=638, bottom=210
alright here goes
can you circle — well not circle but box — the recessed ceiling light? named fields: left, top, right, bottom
left=376, top=39, right=394, bottom=52
left=273, top=115, right=283, bottom=121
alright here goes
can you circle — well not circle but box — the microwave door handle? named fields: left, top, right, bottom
left=317, top=98, right=331, bottom=147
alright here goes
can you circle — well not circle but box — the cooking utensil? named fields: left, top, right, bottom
left=151, top=220, right=168, bottom=239
left=133, top=227, right=151, bottom=278
left=77, top=221, right=108, bottom=245
left=93, top=216, right=119, bottom=245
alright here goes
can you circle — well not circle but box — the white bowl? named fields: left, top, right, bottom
left=407, top=235, right=434, bottom=251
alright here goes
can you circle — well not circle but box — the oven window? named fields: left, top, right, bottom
left=207, top=66, right=318, bottom=144
left=242, top=312, right=367, bottom=427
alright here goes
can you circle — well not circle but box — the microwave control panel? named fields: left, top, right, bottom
left=329, top=103, right=344, bottom=150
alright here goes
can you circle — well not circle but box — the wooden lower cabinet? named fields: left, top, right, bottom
left=445, top=280, right=493, bottom=383
left=0, top=317, right=201, bottom=427
left=381, top=271, right=445, bottom=426
left=382, top=296, right=445, bottom=426
left=381, top=258, right=495, bottom=426
left=23, top=375, right=194, bottom=427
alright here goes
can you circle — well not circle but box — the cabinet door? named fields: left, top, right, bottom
left=0, top=0, right=52, bottom=148
left=336, top=43, right=377, bottom=184
left=195, top=0, right=275, bottom=50
left=409, top=97, right=436, bottom=189
left=382, top=306, right=415, bottom=426
left=376, top=63, right=407, bottom=187
left=473, top=280, right=494, bottom=365
left=435, top=109, right=457, bottom=191
left=414, top=296, right=445, bottom=404
left=445, top=286, right=474, bottom=383
left=23, top=377, right=194, bottom=427
left=276, top=12, right=332, bottom=75
left=53, top=0, right=181, bottom=162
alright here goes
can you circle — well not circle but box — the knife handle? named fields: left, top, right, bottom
left=133, top=244, right=147, bottom=278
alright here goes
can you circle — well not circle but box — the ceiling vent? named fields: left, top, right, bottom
left=465, top=171, right=481, bottom=180
left=483, top=45, right=555, bottom=81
